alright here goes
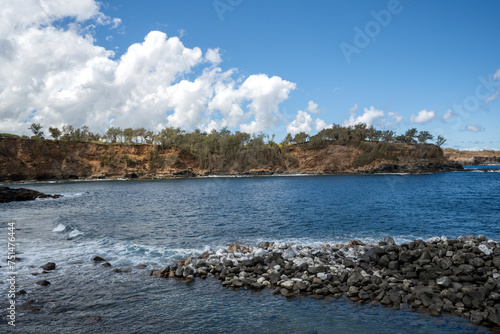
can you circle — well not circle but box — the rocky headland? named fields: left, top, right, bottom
left=0, top=186, right=61, bottom=203
left=150, top=235, right=500, bottom=330
left=445, top=149, right=500, bottom=166
left=0, top=137, right=463, bottom=182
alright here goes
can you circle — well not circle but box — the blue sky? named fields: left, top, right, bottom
left=1, top=1, right=499, bottom=149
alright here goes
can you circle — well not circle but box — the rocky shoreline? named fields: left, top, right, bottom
left=0, top=163, right=465, bottom=185
left=0, top=186, right=61, bottom=203
left=151, top=235, right=500, bottom=330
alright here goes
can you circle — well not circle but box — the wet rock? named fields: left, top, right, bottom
left=282, top=247, right=297, bottom=260
left=183, top=265, right=196, bottom=277
left=389, top=291, right=402, bottom=305
left=15, top=290, right=27, bottom=296
left=150, top=270, right=161, bottom=277
left=18, top=300, right=40, bottom=312
left=159, top=266, right=171, bottom=277
left=317, top=273, right=329, bottom=281
left=294, top=281, right=308, bottom=292
left=428, top=302, right=443, bottom=315
left=436, top=276, right=452, bottom=288
left=387, top=261, right=399, bottom=271
left=436, top=258, right=452, bottom=270
left=458, top=264, right=475, bottom=275
left=478, top=244, right=492, bottom=256
left=468, top=258, right=484, bottom=268
left=136, top=264, right=147, bottom=269
left=307, top=266, right=320, bottom=274
left=268, top=273, right=280, bottom=284
left=280, top=288, right=290, bottom=297
left=84, top=316, right=102, bottom=324
left=232, top=279, right=243, bottom=288
left=346, top=272, right=363, bottom=287
left=102, top=262, right=112, bottom=268
left=487, top=309, right=500, bottom=327
left=36, top=280, right=51, bottom=286
left=399, top=251, right=412, bottom=263
left=469, top=311, right=484, bottom=325
left=250, top=283, right=264, bottom=290
left=41, top=262, right=56, bottom=271
left=492, top=257, right=500, bottom=269
left=252, top=256, right=266, bottom=266
left=0, top=187, right=61, bottom=203
left=343, top=258, right=355, bottom=268
left=92, top=256, right=106, bottom=263
left=348, top=240, right=365, bottom=247
left=378, top=255, right=390, bottom=268
left=346, top=286, right=359, bottom=298
left=383, top=236, right=395, bottom=246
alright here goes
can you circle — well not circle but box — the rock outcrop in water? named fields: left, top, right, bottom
left=152, top=235, right=500, bottom=329
left=0, top=186, right=61, bottom=203
left=0, top=137, right=462, bottom=182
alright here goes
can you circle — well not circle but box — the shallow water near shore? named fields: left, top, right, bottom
left=1, top=170, right=499, bottom=333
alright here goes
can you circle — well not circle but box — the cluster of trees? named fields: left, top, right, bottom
left=28, top=124, right=102, bottom=142
left=27, top=122, right=446, bottom=148
left=27, top=123, right=282, bottom=170
left=284, top=123, right=446, bottom=147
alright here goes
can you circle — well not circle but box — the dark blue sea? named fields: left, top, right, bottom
left=1, top=168, right=500, bottom=333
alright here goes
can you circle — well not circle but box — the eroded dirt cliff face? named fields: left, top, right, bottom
left=285, top=144, right=363, bottom=173
left=0, top=138, right=186, bottom=181
left=285, top=142, right=461, bottom=174
left=0, top=138, right=462, bottom=182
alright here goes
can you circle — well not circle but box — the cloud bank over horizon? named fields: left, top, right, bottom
left=1, top=0, right=497, bottom=150
left=0, top=0, right=296, bottom=135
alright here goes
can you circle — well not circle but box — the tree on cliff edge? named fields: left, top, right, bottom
left=436, top=135, right=447, bottom=147
left=29, top=123, right=44, bottom=139
left=48, top=127, right=61, bottom=140
left=417, top=131, right=434, bottom=144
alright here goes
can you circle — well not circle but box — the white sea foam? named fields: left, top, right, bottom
left=53, top=223, right=66, bottom=232
left=68, top=229, right=84, bottom=238
left=469, top=169, right=500, bottom=173
left=250, top=234, right=426, bottom=248
left=57, top=192, right=85, bottom=199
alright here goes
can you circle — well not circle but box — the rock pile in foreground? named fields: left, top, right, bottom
left=151, top=235, right=500, bottom=329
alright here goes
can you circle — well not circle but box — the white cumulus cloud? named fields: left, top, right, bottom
left=409, top=109, right=435, bottom=124
left=381, top=112, right=403, bottom=128
left=286, top=110, right=313, bottom=135
left=315, top=118, right=328, bottom=131
left=465, top=124, right=484, bottom=132
left=0, top=0, right=296, bottom=135
left=306, top=100, right=319, bottom=114
left=205, top=48, right=222, bottom=66
left=344, top=106, right=384, bottom=127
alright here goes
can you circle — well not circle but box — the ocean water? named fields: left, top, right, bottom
left=1, top=169, right=500, bottom=333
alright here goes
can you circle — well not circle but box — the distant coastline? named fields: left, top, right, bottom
left=445, top=148, right=500, bottom=166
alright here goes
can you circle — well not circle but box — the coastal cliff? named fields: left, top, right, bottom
left=444, top=149, right=500, bottom=166
left=0, top=138, right=462, bottom=182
